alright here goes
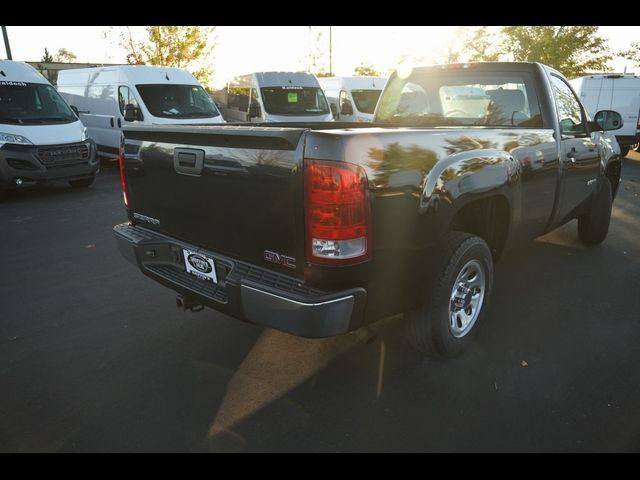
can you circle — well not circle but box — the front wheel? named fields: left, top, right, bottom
left=405, top=232, right=493, bottom=357
left=578, top=177, right=612, bottom=245
left=69, top=175, right=95, bottom=188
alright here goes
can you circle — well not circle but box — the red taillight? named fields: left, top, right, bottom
left=118, top=144, right=129, bottom=207
left=304, top=159, right=371, bottom=265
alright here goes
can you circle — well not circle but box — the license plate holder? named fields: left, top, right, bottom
left=183, top=249, right=218, bottom=283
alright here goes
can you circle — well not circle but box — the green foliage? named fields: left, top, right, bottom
left=54, top=48, right=77, bottom=63
left=121, top=26, right=216, bottom=86
left=354, top=63, right=381, bottom=76
left=461, top=26, right=612, bottom=78
left=40, top=48, right=54, bottom=63
left=501, top=26, right=611, bottom=78
left=619, top=41, right=640, bottom=67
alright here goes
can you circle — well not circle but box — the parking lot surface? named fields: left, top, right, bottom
left=1, top=154, right=639, bottom=452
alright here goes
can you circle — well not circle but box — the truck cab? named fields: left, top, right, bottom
left=57, top=66, right=224, bottom=161
left=0, top=60, right=98, bottom=198
left=318, top=76, right=387, bottom=122
left=219, top=71, right=333, bottom=123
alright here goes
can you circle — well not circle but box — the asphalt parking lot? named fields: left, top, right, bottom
left=1, top=153, right=639, bottom=452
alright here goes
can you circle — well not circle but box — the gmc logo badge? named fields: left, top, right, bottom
left=264, top=250, right=296, bottom=269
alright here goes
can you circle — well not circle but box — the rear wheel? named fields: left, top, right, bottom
left=578, top=178, right=612, bottom=245
left=405, top=231, right=493, bottom=357
left=69, top=175, right=95, bottom=188
left=633, top=142, right=640, bottom=153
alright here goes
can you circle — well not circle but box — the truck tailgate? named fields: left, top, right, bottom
left=122, top=125, right=307, bottom=276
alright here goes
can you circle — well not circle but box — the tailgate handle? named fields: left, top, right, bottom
left=174, top=148, right=204, bottom=176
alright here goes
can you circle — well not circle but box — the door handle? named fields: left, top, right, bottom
left=565, top=147, right=576, bottom=163
left=110, top=117, right=114, bottom=128
left=117, top=118, right=122, bottom=128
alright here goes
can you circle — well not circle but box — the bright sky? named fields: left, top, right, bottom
left=3, top=26, right=638, bottom=88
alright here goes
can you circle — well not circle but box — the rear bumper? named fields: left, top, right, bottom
left=0, top=140, right=99, bottom=189
left=113, top=223, right=367, bottom=337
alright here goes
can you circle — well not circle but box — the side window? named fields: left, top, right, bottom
left=118, top=86, right=140, bottom=116
left=250, top=87, right=259, bottom=106
left=550, top=75, right=586, bottom=136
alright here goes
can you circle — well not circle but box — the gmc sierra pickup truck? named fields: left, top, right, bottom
left=114, top=62, right=623, bottom=357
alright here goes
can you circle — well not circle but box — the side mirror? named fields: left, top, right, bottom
left=248, top=102, right=261, bottom=118
left=124, top=104, right=141, bottom=122
left=70, top=105, right=79, bottom=117
left=593, top=110, right=623, bottom=131
left=330, top=103, right=339, bottom=119
left=340, top=99, right=353, bottom=116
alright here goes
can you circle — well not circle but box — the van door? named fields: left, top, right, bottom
left=84, top=84, right=121, bottom=159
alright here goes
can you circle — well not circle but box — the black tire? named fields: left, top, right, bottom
left=405, top=231, right=493, bottom=357
left=633, top=142, right=640, bottom=153
left=578, top=177, right=612, bottom=245
left=0, top=188, right=8, bottom=202
left=620, top=146, right=630, bottom=158
left=69, top=176, right=95, bottom=188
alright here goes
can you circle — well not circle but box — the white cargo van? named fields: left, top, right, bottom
left=571, top=73, right=640, bottom=156
left=0, top=60, right=98, bottom=199
left=57, top=66, right=223, bottom=160
left=318, top=76, right=387, bottom=122
left=219, top=71, right=333, bottom=123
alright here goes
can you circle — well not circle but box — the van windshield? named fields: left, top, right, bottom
left=260, top=87, right=329, bottom=116
left=135, top=84, right=221, bottom=119
left=0, top=82, right=76, bottom=125
left=351, top=89, right=383, bottom=114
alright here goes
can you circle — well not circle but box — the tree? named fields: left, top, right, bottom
left=460, top=26, right=612, bottom=78
left=307, top=26, right=329, bottom=75
left=460, top=27, right=501, bottom=62
left=40, top=48, right=54, bottom=63
left=54, top=48, right=77, bottom=63
left=619, top=42, right=640, bottom=68
left=501, top=26, right=611, bottom=78
left=119, top=26, right=216, bottom=86
left=354, top=63, right=381, bottom=76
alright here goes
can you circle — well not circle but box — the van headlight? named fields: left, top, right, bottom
left=0, top=133, right=33, bottom=147
left=81, top=127, right=89, bottom=142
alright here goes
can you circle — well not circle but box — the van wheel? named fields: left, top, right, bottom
left=69, top=176, right=95, bottom=188
left=578, top=177, right=612, bottom=245
left=620, top=146, right=630, bottom=158
left=405, top=231, right=493, bottom=357
left=633, top=142, right=640, bottom=153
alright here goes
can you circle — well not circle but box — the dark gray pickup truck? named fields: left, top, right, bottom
left=114, top=62, right=623, bottom=357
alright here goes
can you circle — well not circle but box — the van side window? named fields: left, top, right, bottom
left=550, top=75, right=586, bottom=136
left=250, top=87, right=259, bottom=107
left=228, top=86, right=250, bottom=112
left=118, top=86, right=139, bottom=116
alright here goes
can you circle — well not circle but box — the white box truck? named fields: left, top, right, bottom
left=217, top=71, right=333, bottom=123
left=318, top=76, right=387, bottom=122
left=571, top=73, right=640, bottom=156
left=0, top=60, right=99, bottom=200
left=57, top=66, right=224, bottom=161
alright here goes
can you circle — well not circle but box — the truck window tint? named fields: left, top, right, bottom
left=260, top=87, right=329, bottom=116
left=136, top=84, right=220, bottom=119
left=351, top=89, right=382, bottom=114
left=377, top=70, right=542, bottom=127
left=550, top=75, right=586, bottom=136
left=0, top=82, right=75, bottom=124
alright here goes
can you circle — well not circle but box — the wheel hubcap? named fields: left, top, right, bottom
left=449, top=259, right=486, bottom=338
